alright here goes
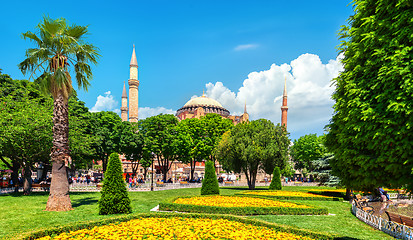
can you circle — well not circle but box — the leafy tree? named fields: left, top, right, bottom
left=290, top=134, right=326, bottom=172
left=119, top=121, right=144, bottom=176
left=90, top=111, right=123, bottom=172
left=325, top=0, right=413, bottom=192
left=175, top=118, right=209, bottom=180
left=269, top=166, right=282, bottom=190
left=201, top=113, right=233, bottom=161
left=139, top=114, right=178, bottom=182
left=19, top=17, right=99, bottom=211
left=0, top=95, right=52, bottom=194
left=98, top=152, right=131, bottom=215
left=216, top=119, right=289, bottom=190
left=201, top=160, right=219, bottom=195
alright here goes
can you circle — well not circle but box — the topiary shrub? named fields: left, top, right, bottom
left=98, top=153, right=132, bottom=215
left=201, top=161, right=220, bottom=195
left=269, top=166, right=282, bottom=190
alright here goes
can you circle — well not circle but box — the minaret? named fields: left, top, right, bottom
left=281, top=77, right=288, bottom=129
left=121, top=82, right=128, bottom=121
left=128, top=45, right=139, bottom=122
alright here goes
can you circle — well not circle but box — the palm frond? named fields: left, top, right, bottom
left=22, top=31, right=43, bottom=46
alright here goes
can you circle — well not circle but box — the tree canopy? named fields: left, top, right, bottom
left=215, top=119, right=289, bottom=190
left=325, top=0, right=413, bottom=191
left=290, top=134, right=327, bottom=172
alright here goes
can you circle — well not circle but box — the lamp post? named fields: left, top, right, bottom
left=150, top=152, right=154, bottom=191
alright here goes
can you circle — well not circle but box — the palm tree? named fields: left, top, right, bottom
left=19, top=17, right=99, bottom=211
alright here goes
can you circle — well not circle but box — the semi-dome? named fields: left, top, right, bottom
left=183, top=96, right=223, bottom=108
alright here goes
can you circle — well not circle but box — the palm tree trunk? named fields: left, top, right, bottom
left=46, top=92, right=72, bottom=211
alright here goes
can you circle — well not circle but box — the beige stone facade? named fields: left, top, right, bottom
left=128, top=46, right=139, bottom=122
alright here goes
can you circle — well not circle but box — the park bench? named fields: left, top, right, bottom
left=354, top=194, right=374, bottom=214
left=156, top=182, right=165, bottom=187
left=180, top=181, right=189, bottom=185
left=386, top=211, right=413, bottom=227
left=224, top=181, right=234, bottom=185
left=32, top=183, right=50, bottom=191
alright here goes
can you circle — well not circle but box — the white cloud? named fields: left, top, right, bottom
left=234, top=44, right=259, bottom=51
left=138, top=107, right=175, bottom=120
left=90, top=91, right=118, bottom=113
left=205, top=53, right=344, bottom=140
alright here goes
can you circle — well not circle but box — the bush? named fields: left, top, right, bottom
left=269, top=166, right=282, bottom=190
left=201, top=161, right=219, bottom=195
left=98, top=153, right=132, bottom=215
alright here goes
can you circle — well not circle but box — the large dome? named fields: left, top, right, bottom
left=183, top=96, right=223, bottom=108
left=176, top=95, right=230, bottom=118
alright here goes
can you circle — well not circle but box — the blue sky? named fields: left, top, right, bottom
left=0, top=1, right=354, bottom=140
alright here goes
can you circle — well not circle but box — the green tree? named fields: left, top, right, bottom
left=98, top=152, right=131, bottom=215
left=119, top=121, right=144, bottom=176
left=201, top=160, right=219, bottom=195
left=311, top=154, right=340, bottom=187
left=201, top=113, right=233, bottom=161
left=325, top=0, right=413, bottom=192
left=175, top=118, right=209, bottom=181
left=90, top=111, right=123, bottom=172
left=290, top=134, right=327, bottom=172
left=216, top=119, right=289, bottom=190
left=19, top=17, right=99, bottom=211
left=269, top=166, right=282, bottom=190
left=0, top=96, right=52, bottom=194
left=138, top=114, right=178, bottom=182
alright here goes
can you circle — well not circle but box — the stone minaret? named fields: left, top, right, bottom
left=281, top=77, right=288, bottom=129
left=121, top=82, right=128, bottom=121
left=128, top=45, right=139, bottom=122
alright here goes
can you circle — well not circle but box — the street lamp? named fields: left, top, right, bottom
left=150, top=152, right=154, bottom=191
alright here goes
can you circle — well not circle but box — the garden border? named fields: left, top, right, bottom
left=23, top=212, right=336, bottom=240
left=159, top=195, right=328, bottom=215
left=236, top=191, right=342, bottom=201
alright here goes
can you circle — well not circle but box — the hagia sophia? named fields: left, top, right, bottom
left=120, top=46, right=288, bottom=181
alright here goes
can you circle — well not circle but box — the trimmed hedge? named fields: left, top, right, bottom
left=201, top=160, right=220, bottom=195
left=98, top=152, right=132, bottom=215
left=159, top=195, right=328, bottom=216
left=236, top=192, right=342, bottom=201
left=23, top=212, right=336, bottom=240
left=269, top=166, right=282, bottom=190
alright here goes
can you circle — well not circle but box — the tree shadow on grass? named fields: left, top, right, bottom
left=0, top=191, right=50, bottom=197
left=71, top=197, right=98, bottom=207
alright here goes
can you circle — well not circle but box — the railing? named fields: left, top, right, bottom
left=352, top=202, right=413, bottom=240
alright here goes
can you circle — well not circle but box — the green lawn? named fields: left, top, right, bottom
left=0, top=186, right=392, bottom=239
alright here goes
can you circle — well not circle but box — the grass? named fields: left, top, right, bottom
left=0, top=186, right=393, bottom=239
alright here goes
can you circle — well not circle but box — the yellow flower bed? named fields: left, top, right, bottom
left=307, top=189, right=346, bottom=193
left=173, top=195, right=310, bottom=208
left=37, top=217, right=314, bottom=240
left=242, top=191, right=335, bottom=198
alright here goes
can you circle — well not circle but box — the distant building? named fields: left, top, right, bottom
left=176, top=91, right=249, bottom=124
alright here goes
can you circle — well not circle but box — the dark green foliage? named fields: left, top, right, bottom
left=99, top=153, right=131, bottom=215
left=159, top=196, right=328, bottom=216
left=325, top=0, right=413, bottom=191
left=269, top=167, right=282, bottom=190
left=201, top=161, right=220, bottom=195
left=311, top=154, right=340, bottom=187
left=23, top=212, right=335, bottom=240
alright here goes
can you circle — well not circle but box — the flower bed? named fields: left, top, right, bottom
left=239, top=190, right=341, bottom=201
left=159, top=195, right=328, bottom=215
left=29, top=213, right=335, bottom=240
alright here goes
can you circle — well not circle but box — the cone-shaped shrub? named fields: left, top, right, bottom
left=99, top=153, right=132, bottom=215
left=269, top=166, right=282, bottom=190
left=201, top=161, right=220, bottom=195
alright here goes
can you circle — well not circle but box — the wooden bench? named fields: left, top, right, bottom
left=156, top=182, right=165, bottom=187
left=32, top=183, right=50, bottom=191
left=354, top=194, right=374, bottom=214
left=180, top=181, right=189, bottom=185
left=386, top=211, right=413, bottom=227
left=224, top=181, right=234, bottom=185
